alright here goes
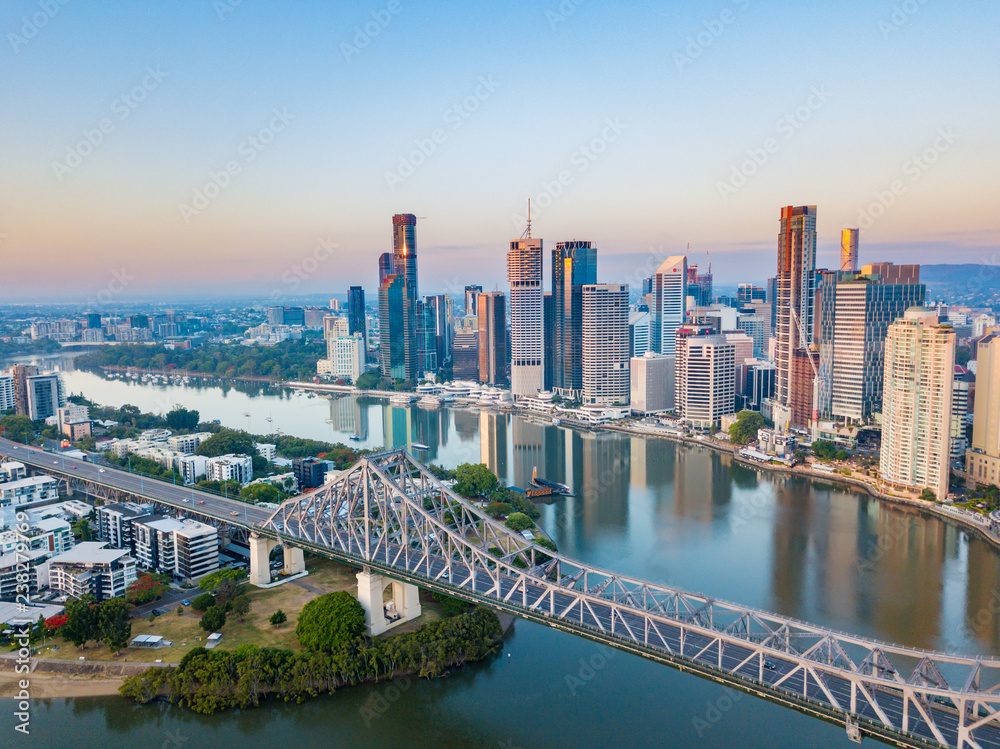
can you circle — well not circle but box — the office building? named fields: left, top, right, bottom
left=379, top=273, right=407, bottom=380
left=952, top=368, right=972, bottom=460
left=508, top=235, right=544, bottom=396
left=424, top=293, right=453, bottom=366
left=464, top=285, right=482, bottom=317
left=543, top=291, right=555, bottom=390
left=393, top=213, right=421, bottom=379
left=348, top=286, right=367, bottom=352
left=967, top=330, right=1000, bottom=487
left=652, top=255, right=687, bottom=355
left=477, top=292, right=507, bottom=386
left=630, top=352, right=675, bottom=414
left=879, top=309, right=955, bottom=500
left=736, top=312, right=769, bottom=358
left=827, top=263, right=925, bottom=424
left=134, top=516, right=219, bottom=579
left=688, top=263, right=713, bottom=306
left=737, top=284, right=767, bottom=304
left=551, top=240, right=598, bottom=393
left=26, top=373, right=65, bottom=421
left=205, top=454, right=254, bottom=485
left=48, top=542, right=138, bottom=601
left=840, top=228, right=859, bottom=273
left=452, top=331, right=479, bottom=380
left=327, top=333, right=365, bottom=382
left=675, top=327, right=736, bottom=429
left=293, top=456, right=328, bottom=489
left=773, top=205, right=817, bottom=430
left=581, top=284, right=629, bottom=406
left=738, top=359, right=776, bottom=412
left=630, top=310, right=652, bottom=358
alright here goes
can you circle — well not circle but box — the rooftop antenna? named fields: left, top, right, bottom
left=521, top=199, right=532, bottom=240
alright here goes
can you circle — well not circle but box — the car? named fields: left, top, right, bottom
left=181, top=599, right=191, bottom=607
left=182, top=498, right=190, bottom=503
left=98, top=468, right=106, bottom=473
left=150, top=609, right=162, bottom=617
left=230, top=511, right=239, bottom=517
left=764, top=660, right=777, bottom=671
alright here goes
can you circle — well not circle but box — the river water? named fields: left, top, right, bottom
left=10, top=362, right=1000, bottom=749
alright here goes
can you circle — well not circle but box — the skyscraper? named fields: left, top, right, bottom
left=508, top=234, right=544, bottom=397
left=378, top=274, right=406, bottom=380
left=424, top=294, right=453, bottom=367
left=840, top=228, right=859, bottom=273
left=378, top=252, right=394, bottom=284
left=477, top=292, right=507, bottom=386
left=967, top=329, right=1000, bottom=487
left=879, top=308, right=955, bottom=501
left=773, top=205, right=817, bottom=430
left=652, top=255, right=687, bottom=355
left=391, top=213, right=420, bottom=380
left=675, top=326, right=735, bottom=429
left=551, top=240, right=598, bottom=394
left=348, top=285, right=367, bottom=354
left=581, top=283, right=629, bottom=406
left=826, top=263, right=924, bottom=424
left=688, top=263, right=713, bottom=306
left=464, top=285, right=482, bottom=317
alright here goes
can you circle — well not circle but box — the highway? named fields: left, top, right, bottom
left=0, top=437, right=271, bottom=528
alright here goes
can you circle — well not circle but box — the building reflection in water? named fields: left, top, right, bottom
left=382, top=405, right=413, bottom=450
left=327, top=395, right=368, bottom=440
left=479, top=411, right=508, bottom=479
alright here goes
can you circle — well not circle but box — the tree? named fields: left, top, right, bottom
left=728, top=410, right=765, bottom=445
left=72, top=517, right=95, bottom=542
left=230, top=595, right=251, bottom=622
left=295, top=591, right=366, bottom=652
left=61, top=596, right=99, bottom=647
left=200, top=605, right=227, bottom=632
left=198, top=568, right=243, bottom=592
left=196, top=429, right=258, bottom=458
left=239, top=483, right=285, bottom=504
left=269, top=610, right=287, bottom=627
left=0, top=415, right=36, bottom=444
left=504, top=512, right=534, bottom=532
left=98, top=599, right=132, bottom=652
left=453, top=463, right=501, bottom=498
left=920, top=488, right=937, bottom=501
left=191, top=593, right=215, bottom=611
left=166, top=406, right=200, bottom=430
left=126, top=573, right=169, bottom=605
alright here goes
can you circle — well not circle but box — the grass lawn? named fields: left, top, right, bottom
left=37, top=557, right=446, bottom=663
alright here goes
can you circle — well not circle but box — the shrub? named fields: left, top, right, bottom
left=191, top=593, right=215, bottom=611
left=269, top=610, right=287, bottom=627
left=504, top=512, right=534, bottom=532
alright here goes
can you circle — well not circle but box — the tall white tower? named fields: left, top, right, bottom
left=508, top=234, right=544, bottom=397
left=652, top=255, right=687, bottom=355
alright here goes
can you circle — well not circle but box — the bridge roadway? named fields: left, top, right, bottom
left=0, top=438, right=271, bottom=527
left=273, top=510, right=1000, bottom=749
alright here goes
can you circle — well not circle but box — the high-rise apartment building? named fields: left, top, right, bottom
left=879, top=309, right=955, bottom=500
left=507, top=236, right=544, bottom=396
left=840, top=228, right=859, bottom=273
left=652, top=255, right=687, bottom=355
left=0, top=373, right=14, bottom=412
left=581, top=284, right=629, bottom=406
left=348, top=285, right=367, bottom=353
left=391, top=213, right=420, bottom=380
left=773, top=205, right=817, bottom=430
left=378, top=252, right=394, bottom=284
left=477, top=292, right=507, bottom=386
left=967, top=330, right=1000, bottom=487
left=26, top=373, right=65, bottom=421
left=675, top=327, right=736, bottom=429
left=551, top=240, right=598, bottom=394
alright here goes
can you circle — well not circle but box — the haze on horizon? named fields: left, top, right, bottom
left=1, top=0, right=998, bottom=302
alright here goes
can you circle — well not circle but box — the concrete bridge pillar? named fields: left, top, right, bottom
left=282, top=545, right=305, bottom=576
left=249, top=533, right=277, bottom=586
left=356, top=568, right=422, bottom=637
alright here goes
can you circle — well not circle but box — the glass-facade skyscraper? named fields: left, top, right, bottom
left=551, top=240, right=597, bottom=394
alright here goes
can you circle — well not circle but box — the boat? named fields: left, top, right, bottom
left=531, top=466, right=571, bottom=495
left=389, top=393, right=417, bottom=406
left=411, top=442, right=430, bottom=451
left=418, top=394, right=443, bottom=408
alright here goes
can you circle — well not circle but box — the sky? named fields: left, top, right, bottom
left=1, top=0, right=998, bottom=302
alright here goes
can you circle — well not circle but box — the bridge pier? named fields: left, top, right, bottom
left=249, top=534, right=307, bottom=586
left=356, top=568, right=421, bottom=636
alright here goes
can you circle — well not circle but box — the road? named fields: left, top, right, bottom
left=0, top=437, right=271, bottom=528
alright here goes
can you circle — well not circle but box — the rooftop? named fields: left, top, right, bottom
left=48, top=541, right=132, bottom=566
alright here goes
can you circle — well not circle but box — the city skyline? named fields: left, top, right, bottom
left=2, top=1, right=998, bottom=300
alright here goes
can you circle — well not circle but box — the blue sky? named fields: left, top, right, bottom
left=1, top=0, right=998, bottom=300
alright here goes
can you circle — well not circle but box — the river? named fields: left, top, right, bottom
left=9, top=360, right=1000, bottom=748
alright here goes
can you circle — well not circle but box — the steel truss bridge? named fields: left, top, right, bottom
left=262, top=450, right=1000, bottom=749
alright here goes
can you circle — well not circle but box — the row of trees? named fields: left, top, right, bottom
left=119, top=606, right=503, bottom=714
left=57, top=596, right=132, bottom=652
left=77, top=340, right=325, bottom=381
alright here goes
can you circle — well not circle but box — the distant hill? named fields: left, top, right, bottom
left=921, top=264, right=999, bottom=285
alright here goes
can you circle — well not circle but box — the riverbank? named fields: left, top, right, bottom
left=94, top=364, right=280, bottom=384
